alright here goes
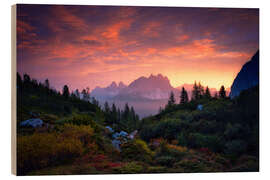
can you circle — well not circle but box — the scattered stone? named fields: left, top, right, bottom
left=20, top=118, right=43, bottom=128
left=112, top=139, right=121, bottom=151
left=129, top=130, right=138, bottom=139
left=105, top=126, right=114, bottom=133
left=197, top=104, right=203, bottom=111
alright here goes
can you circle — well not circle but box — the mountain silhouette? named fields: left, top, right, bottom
left=230, top=50, right=259, bottom=98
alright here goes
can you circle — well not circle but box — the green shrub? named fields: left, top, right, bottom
left=17, top=132, right=83, bottom=175
left=113, top=162, right=144, bottom=173
left=225, top=139, right=247, bottom=155
left=230, top=155, right=259, bottom=172
left=173, top=159, right=206, bottom=172
left=121, top=139, right=153, bottom=163
left=186, top=133, right=223, bottom=152
left=156, top=156, right=175, bottom=167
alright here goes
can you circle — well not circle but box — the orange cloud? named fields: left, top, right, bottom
left=177, top=35, right=189, bottom=41
left=143, top=22, right=161, bottom=37
left=49, top=6, right=88, bottom=32
left=102, top=20, right=133, bottom=40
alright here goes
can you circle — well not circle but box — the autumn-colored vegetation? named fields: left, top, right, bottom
left=17, top=73, right=259, bottom=175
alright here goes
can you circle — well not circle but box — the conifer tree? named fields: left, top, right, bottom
left=82, top=88, right=90, bottom=101
left=44, top=79, right=50, bottom=89
left=117, top=108, right=121, bottom=123
left=74, top=89, right=80, bottom=98
left=204, top=86, right=211, bottom=99
left=192, top=81, right=199, bottom=100
left=17, top=72, right=22, bottom=87
left=198, top=82, right=204, bottom=99
left=123, top=103, right=130, bottom=120
left=130, top=106, right=137, bottom=129
left=219, top=85, right=226, bottom=99
left=111, top=103, right=117, bottom=124
left=23, top=74, right=31, bottom=83
left=180, top=87, right=189, bottom=104
left=62, top=85, right=70, bottom=98
left=104, top=101, right=110, bottom=114
left=167, top=91, right=176, bottom=107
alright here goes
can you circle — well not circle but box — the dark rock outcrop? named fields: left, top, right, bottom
left=230, top=50, right=259, bottom=98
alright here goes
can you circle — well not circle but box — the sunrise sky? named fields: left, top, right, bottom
left=17, top=5, right=259, bottom=91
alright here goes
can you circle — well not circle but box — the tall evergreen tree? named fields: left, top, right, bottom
left=104, top=101, right=110, bottom=114
left=74, top=89, right=80, bottom=98
left=62, top=85, right=70, bottom=98
left=117, top=108, right=121, bottom=124
left=130, top=106, right=137, bottom=129
left=82, top=88, right=90, bottom=101
left=214, top=92, right=218, bottom=99
left=23, top=74, right=31, bottom=83
left=91, top=97, right=99, bottom=107
left=192, top=81, right=199, bottom=100
left=17, top=73, right=22, bottom=87
left=111, top=103, right=117, bottom=124
left=204, top=86, right=211, bottom=99
left=44, top=79, right=50, bottom=89
left=198, top=82, right=204, bottom=98
left=219, top=85, right=226, bottom=99
left=180, top=87, right=189, bottom=104
left=123, top=103, right=130, bottom=120
left=167, top=91, right=176, bottom=107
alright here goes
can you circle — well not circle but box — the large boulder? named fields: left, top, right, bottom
left=20, top=118, right=43, bottom=128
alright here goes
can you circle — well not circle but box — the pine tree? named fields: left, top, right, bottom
left=23, top=74, right=31, bottom=83
left=91, top=97, right=99, bottom=107
left=180, top=87, right=189, bottom=104
left=123, top=103, right=130, bottom=120
left=204, top=86, right=211, bottom=99
left=192, top=81, right=199, bottom=100
left=44, top=79, right=50, bottom=89
left=130, top=106, right=137, bottom=129
left=117, top=108, right=121, bottom=123
left=82, top=88, right=90, bottom=101
left=198, top=82, right=204, bottom=99
left=111, top=103, right=117, bottom=124
left=167, top=91, right=176, bottom=107
left=219, top=85, right=226, bottom=99
left=104, top=101, right=110, bottom=114
left=74, top=89, right=80, bottom=98
left=17, top=72, right=22, bottom=87
left=62, top=85, right=70, bottom=98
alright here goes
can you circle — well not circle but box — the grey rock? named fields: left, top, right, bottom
left=20, top=118, right=43, bottom=128
left=197, top=104, right=203, bottom=111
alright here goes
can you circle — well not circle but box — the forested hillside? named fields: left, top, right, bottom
left=17, top=73, right=259, bottom=175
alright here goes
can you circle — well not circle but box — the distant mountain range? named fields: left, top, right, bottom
left=90, top=74, right=223, bottom=117
left=230, top=50, right=259, bottom=98
left=91, top=81, right=127, bottom=101
left=91, top=74, right=179, bottom=102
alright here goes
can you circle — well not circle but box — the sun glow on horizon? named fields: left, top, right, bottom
left=17, top=5, right=258, bottom=91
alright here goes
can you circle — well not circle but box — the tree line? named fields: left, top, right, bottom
left=166, top=81, right=227, bottom=109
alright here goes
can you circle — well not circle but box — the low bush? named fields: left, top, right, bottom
left=112, top=162, right=144, bottom=173
left=155, top=156, right=175, bottom=167
left=17, top=132, right=83, bottom=175
left=121, top=139, right=153, bottom=163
